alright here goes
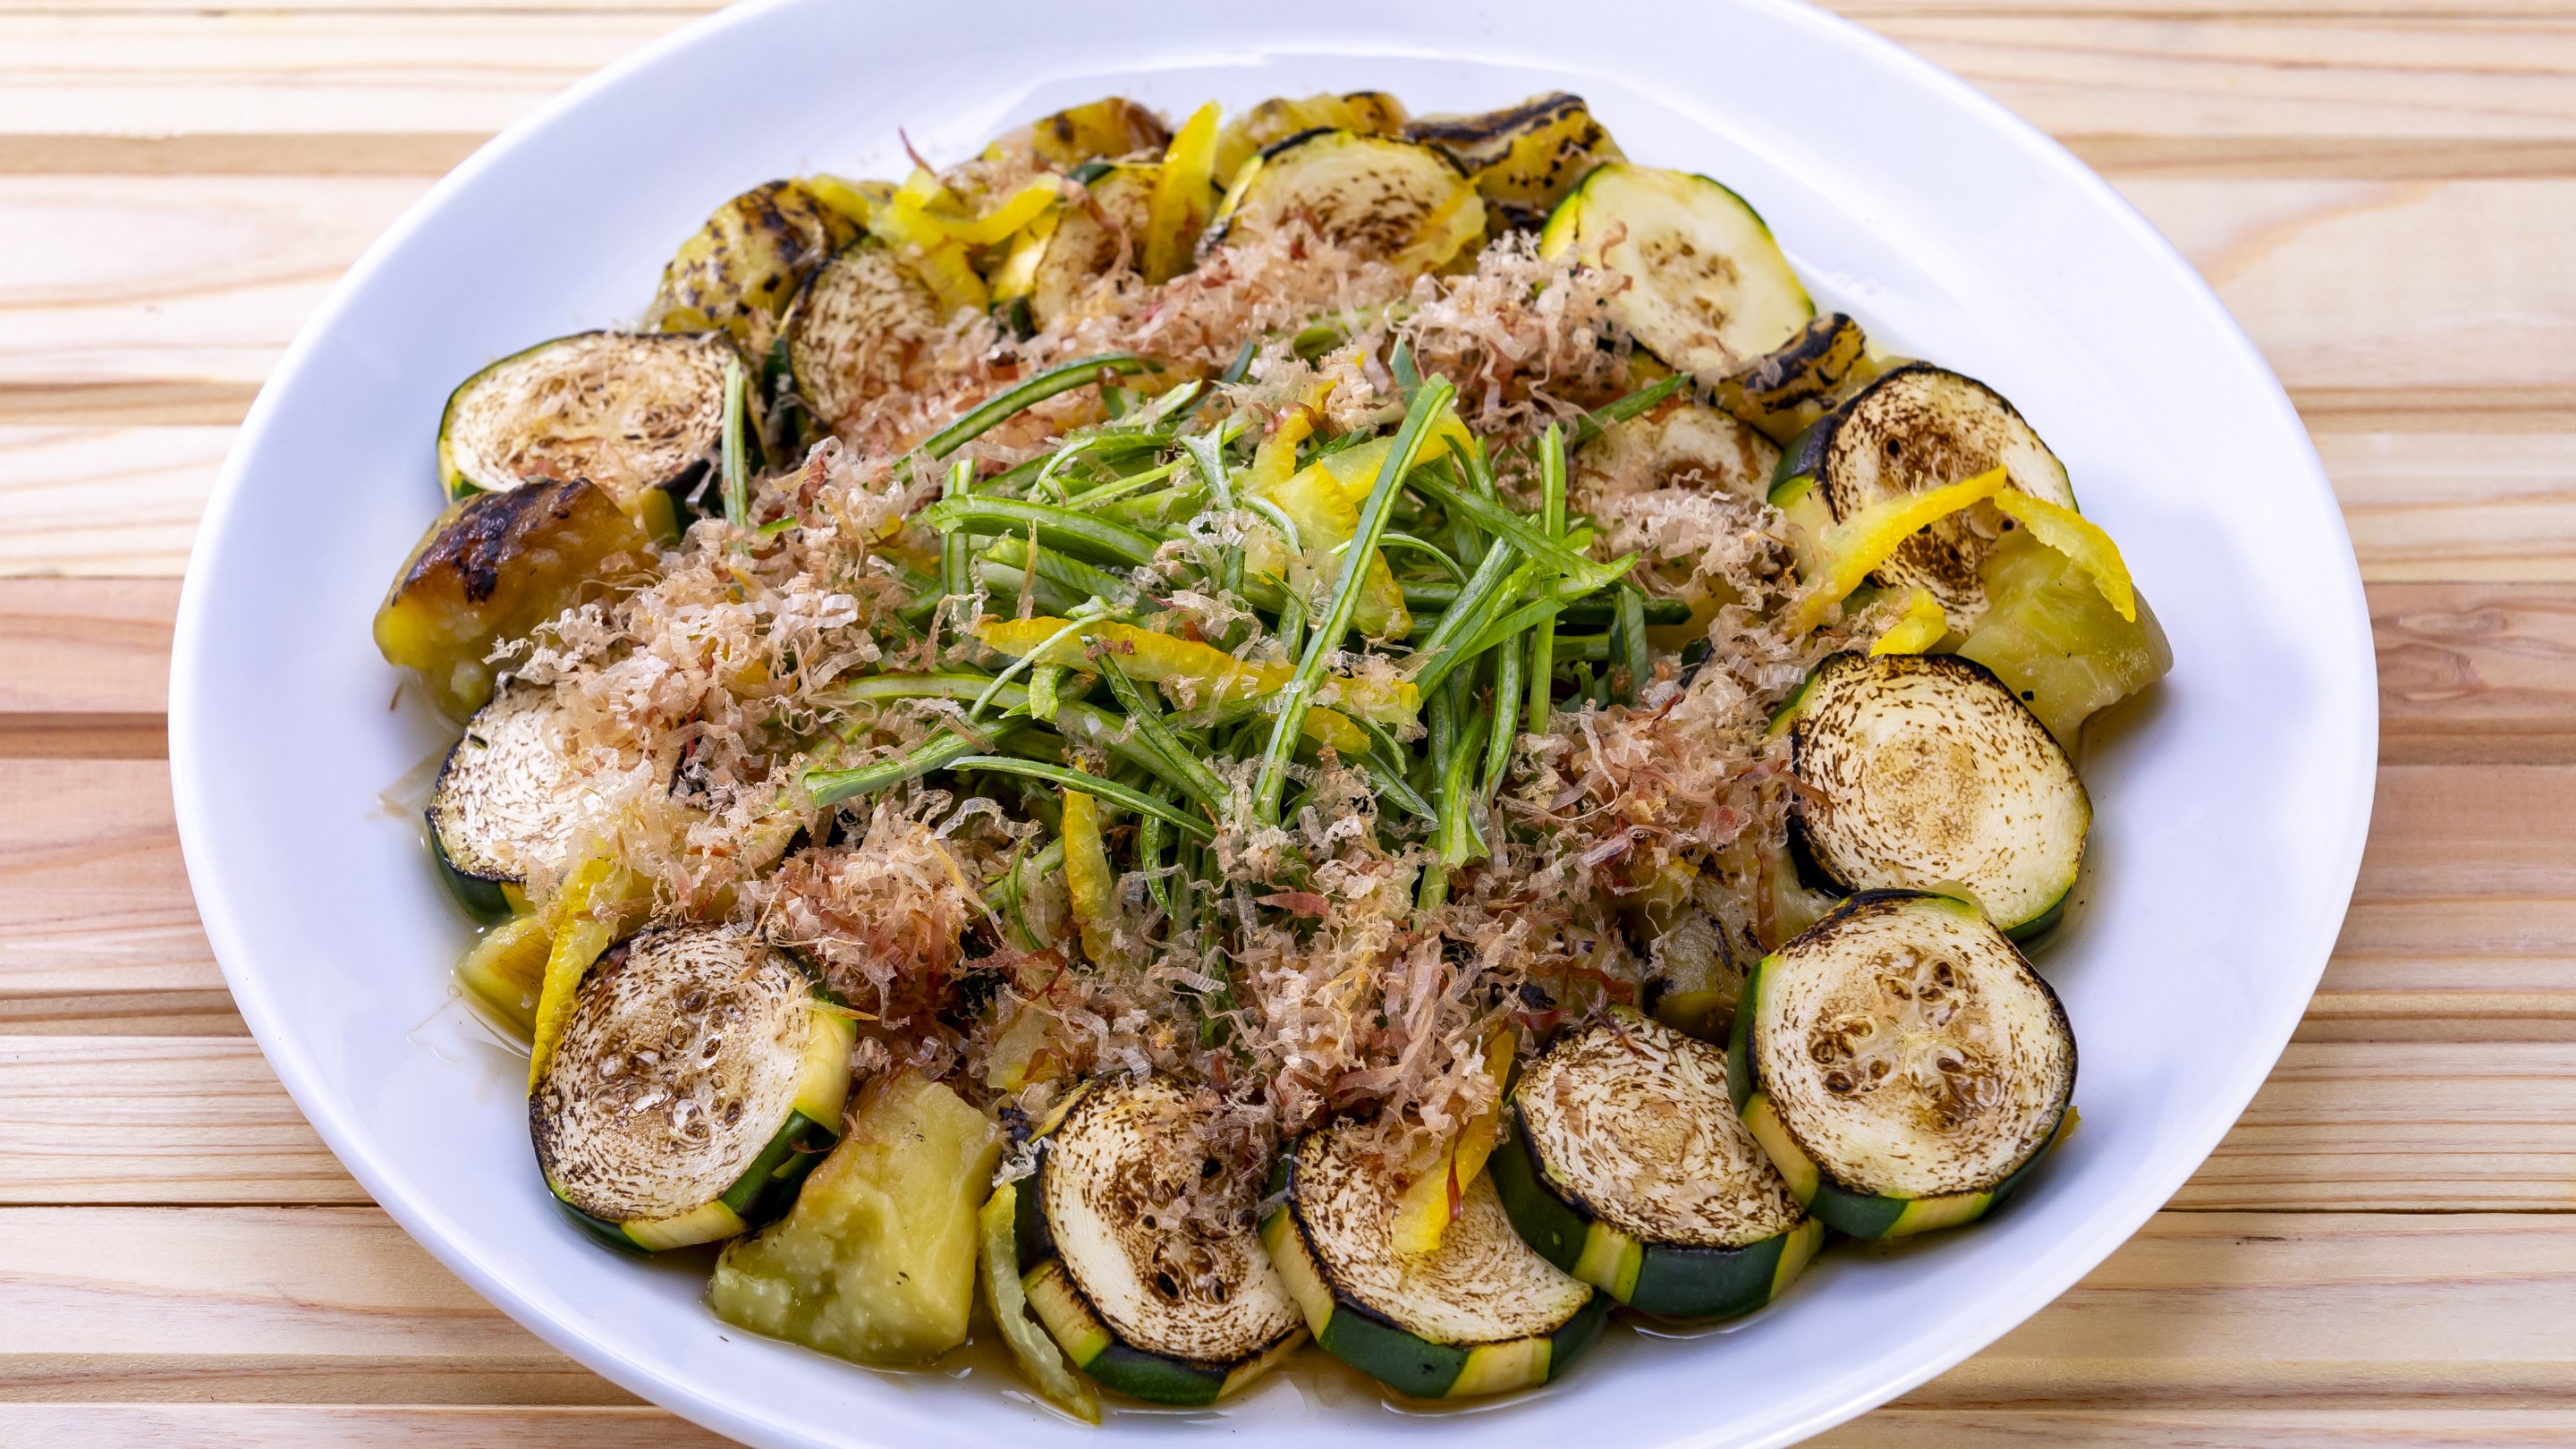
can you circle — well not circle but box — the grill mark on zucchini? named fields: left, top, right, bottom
left=1029, top=164, right=1157, bottom=331
left=530, top=924, right=852, bottom=1250
left=1538, top=164, right=1812, bottom=379
left=648, top=180, right=860, bottom=360
left=1208, top=130, right=1486, bottom=275
left=1404, top=91, right=1624, bottom=235
left=1493, top=1013, right=1820, bottom=1319
left=1779, top=362, right=2077, bottom=630
left=1728, top=892, right=2074, bottom=1236
left=1784, top=652, right=2089, bottom=935
left=1018, top=1076, right=1303, bottom=1405
left=438, top=331, right=736, bottom=512
left=783, top=241, right=948, bottom=442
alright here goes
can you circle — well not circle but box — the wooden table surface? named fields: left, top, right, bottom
left=4, top=2, right=2572, bottom=1444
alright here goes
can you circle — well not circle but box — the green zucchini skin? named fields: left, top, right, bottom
left=1727, top=893, right=2074, bottom=1240
left=427, top=823, right=514, bottom=924
left=543, top=1106, right=833, bottom=1254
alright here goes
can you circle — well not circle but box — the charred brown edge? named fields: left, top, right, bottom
left=1251, top=125, right=1472, bottom=178
left=1729, top=312, right=1868, bottom=411
left=1796, top=360, right=2044, bottom=521
left=1754, top=888, right=2078, bottom=1198
left=1281, top=1131, right=1545, bottom=1352
left=526, top=933, right=640, bottom=1195
left=1402, top=91, right=1592, bottom=164
left=1505, top=1021, right=1749, bottom=1250
left=400, top=478, right=606, bottom=606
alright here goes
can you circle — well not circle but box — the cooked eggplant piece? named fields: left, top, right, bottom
left=781, top=241, right=946, bottom=441
left=1261, top=1119, right=1610, bottom=1400
left=709, top=1071, right=1003, bottom=1365
left=1214, top=91, right=1410, bottom=184
left=1405, top=91, right=1624, bottom=234
left=1493, top=1012, right=1822, bottom=1318
left=1779, top=651, right=2089, bottom=936
left=1013, top=162, right=1157, bottom=331
left=1770, top=362, right=2078, bottom=630
left=1959, top=528, right=2174, bottom=748
left=531, top=924, right=856, bottom=1253
left=374, top=478, right=657, bottom=721
left=437, top=331, right=733, bottom=513
left=649, top=180, right=860, bottom=359
left=1013, top=1076, right=1304, bottom=1406
left=424, top=683, right=657, bottom=921
left=997, top=97, right=1174, bottom=170
left=1715, top=312, right=1873, bottom=445
left=1728, top=891, right=2075, bottom=1239
left=1208, top=131, right=1486, bottom=276
left=1539, top=164, right=1813, bottom=379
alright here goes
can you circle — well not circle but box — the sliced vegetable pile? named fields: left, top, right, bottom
left=374, top=87, right=2170, bottom=1419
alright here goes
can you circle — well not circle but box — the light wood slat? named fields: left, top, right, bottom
left=0, top=760, right=214, bottom=1000
left=0, top=1407, right=712, bottom=1445
left=0, top=579, right=174, bottom=714
left=2377, top=583, right=2576, bottom=766
left=8, top=1208, right=2576, bottom=1414
left=0, top=1040, right=363, bottom=1205
left=7, top=13, right=2576, bottom=141
left=0, top=428, right=227, bottom=578
left=4, top=177, right=2563, bottom=425
left=1826, top=1411, right=2576, bottom=1445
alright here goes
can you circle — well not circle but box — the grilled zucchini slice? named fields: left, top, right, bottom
left=1494, top=1013, right=1822, bottom=1319
left=1020, top=162, right=1157, bottom=331
left=1771, top=362, right=2078, bottom=631
left=1261, top=1120, right=1610, bottom=1400
left=997, top=97, right=1173, bottom=171
left=1014, top=1076, right=1305, bottom=1406
left=424, top=684, right=659, bottom=921
left=1538, top=164, right=1812, bottom=378
left=782, top=241, right=946, bottom=441
left=1780, top=651, right=2089, bottom=936
left=436, top=331, right=734, bottom=511
left=1214, top=91, right=1409, bottom=184
left=373, top=478, right=658, bottom=721
left=1208, top=131, right=1486, bottom=276
left=648, top=180, right=860, bottom=358
left=532, top=924, right=854, bottom=1253
left=1716, top=311, right=1874, bottom=445
left=1728, top=891, right=2074, bottom=1239
left=1405, top=91, right=1624, bottom=234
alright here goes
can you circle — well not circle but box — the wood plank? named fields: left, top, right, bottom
left=0, top=760, right=216, bottom=1002
left=2377, top=583, right=2576, bottom=765
left=0, top=428, right=227, bottom=577
left=1826, top=1411, right=2576, bottom=1445
left=0, top=1039, right=361, bottom=1205
left=0, top=1407, right=712, bottom=1445
left=0, top=579, right=174, bottom=714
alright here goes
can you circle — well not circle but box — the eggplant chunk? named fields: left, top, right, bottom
left=1406, top=91, right=1625, bottom=235
left=533, top=924, right=855, bottom=1252
left=374, top=478, right=655, bottom=721
left=1208, top=130, right=1486, bottom=276
left=1024, top=162, right=1157, bottom=330
left=1017, top=1076, right=1305, bottom=1406
left=783, top=242, right=946, bottom=441
left=649, top=179, right=860, bottom=359
left=1539, top=164, right=1812, bottom=378
left=1731, top=891, right=2075, bottom=1238
left=1773, top=362, right=2078, bottom=631
left=1213, top=91, right=1410, bottom=184
left=997, top=97, right=1174, bottom=170
left=1782, top=651, right=2089, bottom=936
left=1716, top=311, right=1874, bottom=445
left=437, top=330, right=733, bottom=510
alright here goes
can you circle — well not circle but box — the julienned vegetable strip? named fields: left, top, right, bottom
left=1093, top=653, right=1230, bottom=816
left=918, top=352, right=1153, bottom=460
left=921, top=496, right=1165, bottom=569
left=719, top=355, right=750, bottom=530
left=805, top=731, right=982, bottom=807
left=1253, top=378, right=1456, bottom=823
left=1528, top=425, right=1569, bottom=735
left=947, top=757, right=1215, bottom=840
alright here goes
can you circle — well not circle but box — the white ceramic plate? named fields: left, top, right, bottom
left=170, top=1, right=2377, bottom=1445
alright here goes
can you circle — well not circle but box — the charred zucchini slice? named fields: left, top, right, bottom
left=1261, top=1121, right=1609, bottom=1400
left=649, top=180, right=860, bottom=358
left=373, top=478, right=657, bottom=721
left=1014, top=1076, right=1303, bottom=1406
left=436, top=331, right=733, bottom=511
left=1782, top=651, right=2089, bottom=936
left=1772, top=362, right=2078, bottom=630
left=1208, top=131, right=1486, bottom=275
left=1716, top=312, right=1873, bottom=445
left=1495, top=1013, right=1822, bottom=1319
left=1728, top=891, right=2074, bottom=1239
left=532, top=924, right=854, bottom=1253
left=1021, top=162, right=1157, bottom=331
left=1405, top=91, right=1624, bottom=235
left=1538, top=164, right=1812, bottom=378
left=1001, top=97, right=1173, bottom=170
left=1214, top=91, right=1409, bottom=184
left=424, top=684, right=656, bottom=921
left=783, top=242, right=946, bottom=440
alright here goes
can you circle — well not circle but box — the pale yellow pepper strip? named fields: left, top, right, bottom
left=1869, top=589, right=1951, bottom=657
left=1790, top=465, right=2011, bottom=634
left=1144, top=102, right=1220, bottom=284
left=526, top=856, right=644, bottom=1089
left=1390, top=1030, right=1518, bottom=1257
left=1262, top=462, right=1411, bottom=638
left=1060, top=784, right=1116, bottom=968
left=974, top=616, right=1419, bottom=724
left=1990, top=488, right=2138, bottom=623
left=1312, top=407, right=1476, bottom=505
left=979, top=1182, right=1101, bottom=1424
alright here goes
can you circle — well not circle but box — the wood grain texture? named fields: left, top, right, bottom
left=0, top=1039, right=364, bottom=1204
left=0, top=760, right=215, bottom=1001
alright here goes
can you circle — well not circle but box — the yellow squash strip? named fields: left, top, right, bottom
left=974, top=616, right=1419, bottom=724
left=1061, top=784, right=1116, bottom=967
left=456, top=914, right=552, bottom=1038
left=867, top=167, right=991, bottom=315
left=979, top=1182, right=1101, bottom=1423
left=1869, top=589, right=1951, bottom=657
left=1311, top=406, right=1478, bottom=505
left=524, top=855, right=649, bottom=1089
left=1790, top=465, right=2011, bottom=633
left=1260, top=462, right=1411, bottom=637
left=1144, top=102, right=1221, bottom=284
left=1388, top=1031, right=1518, bottom=1257
left=1991, top=489, right=2138, bottom=623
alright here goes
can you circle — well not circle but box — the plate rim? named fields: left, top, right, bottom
left=167, top=1, right=2380, bottom=1445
